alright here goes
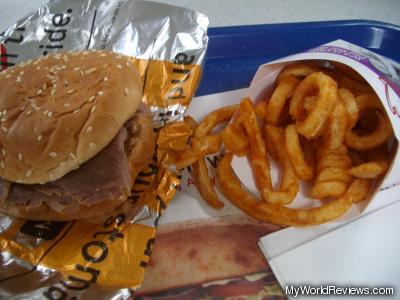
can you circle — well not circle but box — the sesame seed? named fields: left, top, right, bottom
left=37, top=134, right=43, bottom=141
left=34, top=107, right=41, bottom=111
left=48, top=111, right=53, bottom=117
left=2, top=109, right=7, bottom=116
left=55, top=54, right=62, bottom=59
left=86, top=126, right=93, bottom=133
left=88, top=96, right=95, bottom=102
left=49, top=173, right=55, bottom=180
left=1, top=149, right=5, bottom=156
left=100, top=53, right=107, bottom=57
left=20, top=106, right=26, bottom=111
left=51, top=89, right=55, bottom=96
left=46, top=74, right=54, bottom=80
left=126, top=62, right=131, bottom=66
left=83, top=52, right=90, bottom=56
left=26, top=110, right=32, bottom=116
left=64, top=80, right=69, bottom=86
left=98, top=91, right=103, bottom=96
left=104, top=77, right=109, bottom=82
left=0, top=118, right=5, bottom=122
left=64, top=103, right=71, bottom=107
left=85, top=68, right=97, bottom=74
left=5, top=74, right=11, bottom=79
left=31, top=103, right=37, bottom=108
left=61, top=65, right=66, bottom=69
left=67, top=89, right=75, bottom=94
left=91, top=106, right=96, bottom=113
left=69, top=152, right=77, bottom=160
left=36, top=66, right=41, bottom=70
left=42, top=83, right=47, bottom=90
left=117, top=64, right=122, bottom=69
left=73, top=67, right=80, bottom=71
left=16, top=76, right=21, bottom=82
left=19, top=71, right=24, bottom=75
left=1, top=127, right=8, bottom=133
left=26, top=170, right=32, bottom=177
left=89, top=142, right=96, bottom=148
left=49, top=152, right=58, bottom=158
left=73, top=109, right=80, bottom=114
left=80, top=70, right=84, bottom=76
left=43, top=109, right=49, bottom=115
left=37, top=89, right=43, bottom=95
left=0, top=161, right=4, bottom=169
left=60, top=161, right=66, bottom=167
left=124, top=88, right=129, bottom=95
left=18, top=153, right=23, bottom=161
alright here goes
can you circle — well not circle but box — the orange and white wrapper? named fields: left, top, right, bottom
left=0, top=0, right=208, bottom=299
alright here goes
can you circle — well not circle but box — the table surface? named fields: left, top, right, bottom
left=1, top=0, right=400, bottom=32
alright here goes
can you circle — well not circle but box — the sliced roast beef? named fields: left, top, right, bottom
left=0, top=179, right=11, bottom=205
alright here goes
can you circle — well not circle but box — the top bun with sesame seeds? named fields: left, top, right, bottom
left=0, top=50, right=143, bottom=184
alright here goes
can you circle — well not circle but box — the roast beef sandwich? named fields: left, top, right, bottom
left=0, top=51, right=155, bottom=221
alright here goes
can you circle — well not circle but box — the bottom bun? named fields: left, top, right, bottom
left=0, top=108, right=155, bottom=221
left=2, top=189, right=130, bottom=221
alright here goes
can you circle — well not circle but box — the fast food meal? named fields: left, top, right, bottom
left=167, top=61, right=395, bottom=226
left=0, top=51, right=155, bottom=221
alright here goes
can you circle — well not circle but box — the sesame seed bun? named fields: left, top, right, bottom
left=0, top=109, right=156, bottom=221
left=0, top=51, right=142, bottom=184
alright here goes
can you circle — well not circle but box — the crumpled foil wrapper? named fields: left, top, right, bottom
left=0, top=0, right=208, bottom=299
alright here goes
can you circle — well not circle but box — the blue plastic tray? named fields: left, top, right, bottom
left=197, top=20, right=400, bottom=96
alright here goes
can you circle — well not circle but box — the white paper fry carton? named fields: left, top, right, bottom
left=245, top=39, right=400, bottom=219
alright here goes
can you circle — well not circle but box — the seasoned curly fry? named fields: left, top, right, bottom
left=240, top=98, right=273, bottom=198
left=347, top=161, right=389, bottom=179
left=264, top=124, right=299, bottom=205
left=345, top=111, right=393, bottom=150
left=290, top=72, right=338, bottom=139
left=194, top=105, right=238, bottom=138
left=285, top=124, right=314, bottom=180
left=221, top=123, right=249, bottom=156
left=192, top=159, right=224, bottom=209
left=265, top=75, right=300, bottom=126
